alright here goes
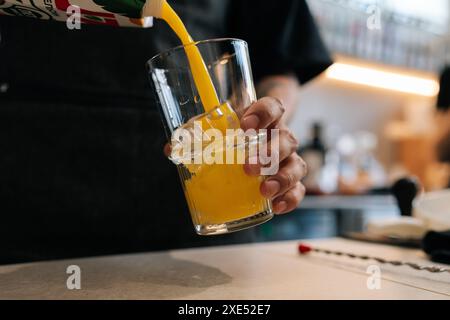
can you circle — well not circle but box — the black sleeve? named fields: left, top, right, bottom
left=437, top=130, right=450, bottom=163
left=437, top=66, right=450, bottom=112
left=227, top=0, right=333, bottom=84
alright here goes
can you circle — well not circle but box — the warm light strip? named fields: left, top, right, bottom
left=326, top=63, right=440, bottom=97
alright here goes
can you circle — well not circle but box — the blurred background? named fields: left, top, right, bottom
left=255, top=0, right=450, bottom=242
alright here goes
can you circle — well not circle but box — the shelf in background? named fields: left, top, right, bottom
left=300, top=195, right=397, bottom=211
left=308, top=0, right=449, bottom=73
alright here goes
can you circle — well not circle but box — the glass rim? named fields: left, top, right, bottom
left=147, top=37, right=247, bottom=68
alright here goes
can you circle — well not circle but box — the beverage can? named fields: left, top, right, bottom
left=0, top=0, right=163, bottom=27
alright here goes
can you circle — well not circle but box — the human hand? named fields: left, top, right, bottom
left=241, top=97, right=307, bottom=214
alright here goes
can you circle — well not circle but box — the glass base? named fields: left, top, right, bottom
left=195, top=210, right=274, bottom=236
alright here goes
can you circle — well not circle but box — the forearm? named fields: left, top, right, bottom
left=256, top=75, right=300, bottom=125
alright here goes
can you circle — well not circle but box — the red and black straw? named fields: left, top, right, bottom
left=298, top=243, right=450, bottom=274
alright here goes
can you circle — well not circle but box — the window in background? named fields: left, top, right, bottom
left=307, top=0, right=449, bottom=72
left=383, top=0, right=449, bottom=30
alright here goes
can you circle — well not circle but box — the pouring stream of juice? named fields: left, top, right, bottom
left=161, top=3, right=220, bottom=113
left=161, top=2, right=240, bottom=134
left=159, top=2, right=268, bottom=225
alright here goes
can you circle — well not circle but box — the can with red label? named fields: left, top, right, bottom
left=0, top=0, right=165, bottom=27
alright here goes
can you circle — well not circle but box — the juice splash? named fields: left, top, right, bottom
left=160, top=2, right=239, bottom=133
left=161, top=2, right=269, bottom=227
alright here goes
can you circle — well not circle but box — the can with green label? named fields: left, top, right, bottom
left=0, top=0, right=165, bottom=27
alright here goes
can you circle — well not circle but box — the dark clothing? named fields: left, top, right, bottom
left=423, top=230, right=450, bottom=264
left=437, top=66, right=450, bottom=112
left=437, top=128, right=450, bottom=164
left=0, top=0, right=332, bottom=264
left=436, top=66, right=450, bottom=187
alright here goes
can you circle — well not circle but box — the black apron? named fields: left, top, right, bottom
left=0, top=0, right=332, bottom=264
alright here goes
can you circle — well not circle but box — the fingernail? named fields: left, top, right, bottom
left=274, top=201, right=287, bottom=214
left=263, top=179, right=281, bottom=198
left=244, top=162, right=260, bottom=176
left=242, top=114, right=260, bottom=130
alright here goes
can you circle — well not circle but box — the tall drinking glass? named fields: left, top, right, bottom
left=148, top=38, right=273, bottom=235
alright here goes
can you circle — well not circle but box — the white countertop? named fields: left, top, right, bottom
left=0, top=238, right=449, bottom=300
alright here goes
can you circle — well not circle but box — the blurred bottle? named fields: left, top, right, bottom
left=336, top=131, right=387, bottom=195
left=299, top=122, right=327, bottom=195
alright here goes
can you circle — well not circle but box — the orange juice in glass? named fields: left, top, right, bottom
left=148, top=39, right=273, bottom=235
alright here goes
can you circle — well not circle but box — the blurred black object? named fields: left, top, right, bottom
left=437, top=66, right=450, bottom=112
left=345, top=232, right=422, bottom=248
left=344, top=177, right=422, bottom=248
left=391, top=177, right=420, bottom=217
left=423, top=231, right=450, bottom=265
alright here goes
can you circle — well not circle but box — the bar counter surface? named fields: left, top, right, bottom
left=0, top=238, right=449, bottom=300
